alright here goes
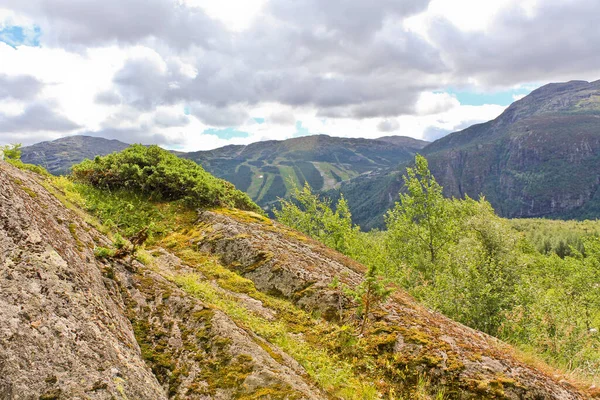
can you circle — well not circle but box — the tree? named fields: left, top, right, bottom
left=385, top=154, right=458, bottom=280
left=275, top=183, right=359, bottom=255
left=343, top=264, right=393, bottom=335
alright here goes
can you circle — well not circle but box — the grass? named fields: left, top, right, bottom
left=171, top=272, right=379, bottom=400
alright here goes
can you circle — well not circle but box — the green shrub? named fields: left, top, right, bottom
left=1, top=143, right=22, bottom=160
left=71, top=145, right=261, bottom=213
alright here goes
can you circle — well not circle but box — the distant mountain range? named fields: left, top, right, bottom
left=21, top=135, right=129, bottom=175
left=18, top=79, right=600, bottom=228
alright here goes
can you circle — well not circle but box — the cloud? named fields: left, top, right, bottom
left=3, top=0, right=227, bottom=49
left=3, top=0, right=600, bottom=151
left=0, top=102, right=80, bottom=132
left=152, top=110, right=189, bottom=128
left=0, top=73, right=43, bottom=100
left=79, top=127, right=173, bottom=145
left=377, top=119, right=400, bottom=132
left=429, top=0, right=600, bottom=85
left=79, top=0, right=445, bottom=120
left=268, top=110, right=295, bottom=125
left=190, top=104, right=250, bottom=127
left=94, top=90, right=122, bottom=105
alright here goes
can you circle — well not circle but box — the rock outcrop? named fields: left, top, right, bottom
left=0, top=162, right=324, bottom=399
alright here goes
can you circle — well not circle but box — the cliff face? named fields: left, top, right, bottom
left=424, top=80, right=600, bottom=219
left=0, top=161, right=591, bottom=399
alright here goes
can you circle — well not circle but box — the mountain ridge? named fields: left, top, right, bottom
left=332, top=79, right=600, bottom=228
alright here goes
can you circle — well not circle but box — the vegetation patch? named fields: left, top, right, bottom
left=71, top=144, right=261, bottom=213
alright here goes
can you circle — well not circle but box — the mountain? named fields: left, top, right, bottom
left=0, top=159, right=587, bottom=399
left=20, top=135, right=129, bottom=174
left=334, top=80, right=600, bottom=229
left=182, top=134, right=428, bottom=209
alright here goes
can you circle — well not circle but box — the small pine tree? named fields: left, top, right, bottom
left=342, top=264, right=393, bottom=335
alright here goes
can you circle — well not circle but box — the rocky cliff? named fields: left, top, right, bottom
left=0, top=160, right=592, bottom=399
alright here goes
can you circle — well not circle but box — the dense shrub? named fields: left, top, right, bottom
left=71, top=145, right=261, bottom=213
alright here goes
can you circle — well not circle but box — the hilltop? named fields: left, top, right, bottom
left=0, top=148, right=589, bottom=399
left=20, top=135, right=129, bottom=175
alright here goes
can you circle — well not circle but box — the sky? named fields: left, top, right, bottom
left=0, top=0, right=599, bottom=151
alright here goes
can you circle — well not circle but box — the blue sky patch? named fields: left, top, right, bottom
left=183, top=105, right=191, bottom=115
left=293, top=121, right=311, bottom=137
left=203, top=127, right=250, bottom=139
left=445, top=86, right=536, bottom=106
left=0, top=25, right=41, bottom=48
left=253, top=117, right=265, bottom=124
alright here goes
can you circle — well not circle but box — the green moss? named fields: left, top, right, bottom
left=243, top=384, right=304, bottom=400
left=215, top=208, right=272, bottom=225
left=94, top=246, right=116, bottom=259
left=21, top=186, right=38, bottom=198
left=6, top=158, right=50, bottom=176
left=38, top=389, right=62, bottom=400
left=68, top=223, right=85, bottom=251
left=135, top=249, right=155, bottom=266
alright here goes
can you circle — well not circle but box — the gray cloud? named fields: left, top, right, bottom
left=377, top=119, right=400, bottom=132
left=4, top=0, right=226, bottom=49
left=0, top=103, right=81, bottom=132
left=152, top=111, right=189, bottom=128
left=0, top=74, right=43, bottom=100
left=190, top=104, right=250, bottom=127
left=429, top=0, right=600, bottom=86
left=268, top=110, right=295, bottom=125
left=81, top=127, right=174, bottom=145
left=85, top=0, right=445, bottom=120
left=94, top=90, right=122, bottom=105
left=7, top=0, right=600, bottom=145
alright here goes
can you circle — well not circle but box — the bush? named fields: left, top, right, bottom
left=1, top=143, right=22, bottom=160
left=71, top=145, right=261, bottom=213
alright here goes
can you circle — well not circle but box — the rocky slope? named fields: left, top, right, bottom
left=0, top=160, right=592, bottom=399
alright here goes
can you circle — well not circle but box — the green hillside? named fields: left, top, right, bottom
left=182, top=134, right=428, bottom=210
